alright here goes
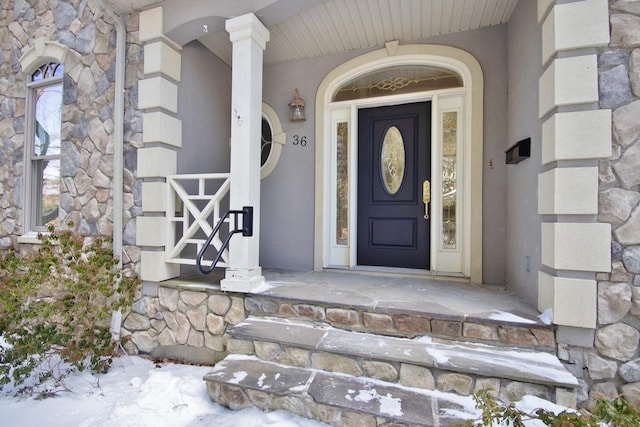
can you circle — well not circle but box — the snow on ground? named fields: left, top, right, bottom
left=0, top=355, right=328, bottom=427
left=0, top=354, right=575, bottom=427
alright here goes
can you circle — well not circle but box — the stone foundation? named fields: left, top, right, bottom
left=122, top=282, right=557, bottom=366
left=121, top=283, right=247, bottom=364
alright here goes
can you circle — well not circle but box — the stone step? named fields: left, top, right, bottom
left=205, top=355, right=480, bottom=426
left=244, top=293, right=556, bottom=350
left=226, top=316, right=579, bottom=404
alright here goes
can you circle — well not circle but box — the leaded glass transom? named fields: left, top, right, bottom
left=334, top=65, right=462, bottom=102
left=31, top=62, right=63, bottom=82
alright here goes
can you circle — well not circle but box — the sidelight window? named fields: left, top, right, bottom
left=336, top=121, right=349, bottom=245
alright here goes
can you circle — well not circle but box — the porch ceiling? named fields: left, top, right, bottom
left=104, top=0, right=518, bottom=65
left=200, top=0, right=520, bottom=65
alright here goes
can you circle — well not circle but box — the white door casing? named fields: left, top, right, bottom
left=314, top=43, right=484, bottom=283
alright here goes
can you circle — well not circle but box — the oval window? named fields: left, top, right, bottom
left=260, top=103, right=286, bottom=179
left=380, top=126, right=405, bottom=195
left=261, top=118, right=272, bottom=167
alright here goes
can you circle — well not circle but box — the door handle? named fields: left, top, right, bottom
left=423, top=180, right=430, bottom=219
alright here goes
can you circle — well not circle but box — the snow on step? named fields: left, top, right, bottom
left=229, top=316, right=579, bottom=389
left=205, top=355, right=479, bottom=426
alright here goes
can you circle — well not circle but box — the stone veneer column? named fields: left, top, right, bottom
left=586, top=0, right=640, bottom=406
left=220, top=14, right=269, bottom=293
left=137, top=7, right=183, bottom=282
left=537, top=0, right=612, bottom=335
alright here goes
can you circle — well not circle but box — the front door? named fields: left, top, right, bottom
left=357, top=102, right=431, bottom=269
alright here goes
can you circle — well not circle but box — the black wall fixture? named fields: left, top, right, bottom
left=505, top=138, right=531, bottom=164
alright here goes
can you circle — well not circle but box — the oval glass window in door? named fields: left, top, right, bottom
left=380, top=126, right=405, bottom=195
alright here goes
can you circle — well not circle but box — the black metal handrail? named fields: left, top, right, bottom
left=196, top=206, right=253, bottom=275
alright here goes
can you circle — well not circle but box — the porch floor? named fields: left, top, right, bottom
left=169, top=268, right=547, bottom=329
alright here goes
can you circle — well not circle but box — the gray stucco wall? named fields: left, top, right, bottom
left=260, top=25, right=509, bottom=283
left=426, top=25, right=509, bottom=286
left=176, top=40, right=231, bottom=275
left=261, top=51, right=354, bottom=271
left=505, top=0, right=543, bottom=305
left=177, top=41, right=231, bottom=175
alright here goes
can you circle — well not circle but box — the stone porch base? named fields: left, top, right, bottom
left=121, top=270, right=578, bottom=425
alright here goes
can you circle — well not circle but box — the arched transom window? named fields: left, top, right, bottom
left=333, top=65, right=462, bottom=102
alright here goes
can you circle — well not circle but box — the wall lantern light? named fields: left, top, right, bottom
left=288, top=88, right=306, bottom=122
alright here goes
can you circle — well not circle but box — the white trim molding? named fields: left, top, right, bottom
left=137, top=5, right=184, bottom=282
left=19, top=38, right=66, bottom=237
left=19, top=38, right=68, bottom=73
left=538, top=271, right=597, bottom=329
left=314, top=43, right=484, bottom=283
left=541, top=0, right=609, bottom=65
left=541, top=110, right=612, bottom=165
left=537, top=0, right=612, bottom=330
left=542, top=223, right=611, bottom=272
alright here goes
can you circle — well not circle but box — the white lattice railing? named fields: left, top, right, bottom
left=166, top=173, right=230, bottom=268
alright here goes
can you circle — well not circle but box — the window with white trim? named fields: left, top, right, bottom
left=260, top=103, right=286, bottom=179
left=26, top=62, right=63, bottom=231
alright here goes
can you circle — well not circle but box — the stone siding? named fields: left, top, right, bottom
left=0, top=0, right=142, bottom=275
left=122, top=284, right=247, bottom=364
left=586, top=0, right=640, bottom=409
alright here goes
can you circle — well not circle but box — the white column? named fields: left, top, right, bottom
left=221, top=14, right=269, bottom=292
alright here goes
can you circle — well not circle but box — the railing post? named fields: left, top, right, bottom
left=165, top=177, right=176, bottom=263
left=222, top=13, right=269, bottom=292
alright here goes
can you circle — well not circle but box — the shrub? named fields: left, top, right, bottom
left=0, top=226, right=138, bottom=391
left=467, top=388, right=640, bottom=426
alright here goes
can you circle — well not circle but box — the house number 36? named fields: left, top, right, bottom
left=292, top=135, right=308, bottom=147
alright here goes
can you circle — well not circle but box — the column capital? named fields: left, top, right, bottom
left=226, top=13, right=270, bottom=49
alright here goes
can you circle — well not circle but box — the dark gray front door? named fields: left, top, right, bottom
left=357, top=102, right=431, bottom=269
